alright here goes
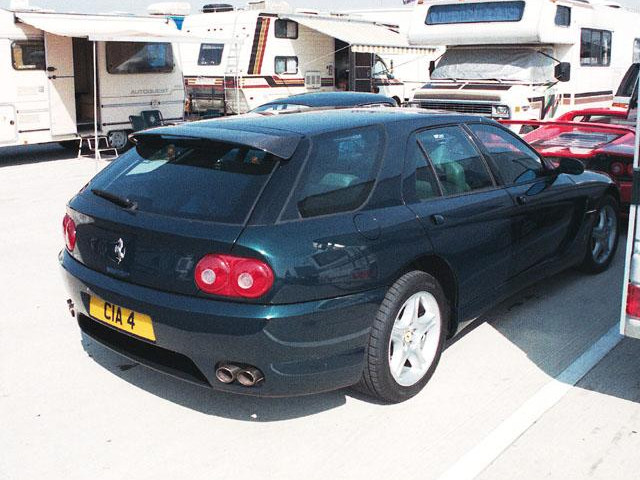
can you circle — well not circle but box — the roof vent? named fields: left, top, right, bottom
left=202, top=3, right=234, bottom=13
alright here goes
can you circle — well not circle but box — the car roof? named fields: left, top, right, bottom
left=260, top=91, right=397, bottom=107
left=135, top=109, right=493, bottom=158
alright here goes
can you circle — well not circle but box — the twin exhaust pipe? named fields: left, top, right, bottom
left=216, top=364, right=264, bottom=387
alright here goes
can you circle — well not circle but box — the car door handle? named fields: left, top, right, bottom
left=431, top=214, right=445, bottom=226
left=516, top=195, right=527, bottom=206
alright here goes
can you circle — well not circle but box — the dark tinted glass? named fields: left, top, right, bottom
left=616, top=64, right=639, bottom=97
left=198, top=44, right=224, bottom=66
left=580, top=29, right=612, bottom=67
left=555, top=6, right=571, bottom=26
left=106, top=42, right=174, bottom=74
left=89, top=139, right=278, bottom=224
left=288, top=126, right=384, bottom=219
left=426, top=1, right=524, bottom=25
left=403, top=138, right=440, bottom=203
left=275, top=19, right=298, bottom=39
left=469, top=124, right=543, bottom=185
left=11, top=40, right=45, bottom=70
left=417, top=126, right=494, bottom=195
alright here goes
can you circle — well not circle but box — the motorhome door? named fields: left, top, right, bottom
left=0, top=105, right=17, bottom=145
left=44, top=33, right=77, bottom=137
left=351, top=52, right=373, bottom=93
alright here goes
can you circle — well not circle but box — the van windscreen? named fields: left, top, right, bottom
left=88, top=139, right=279, bottom=224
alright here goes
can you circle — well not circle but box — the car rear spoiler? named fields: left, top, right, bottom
left=131, top=124, right=303, bottom=160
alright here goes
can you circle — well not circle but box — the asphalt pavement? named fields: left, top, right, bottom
left=1, top=145, right=639, bottom=480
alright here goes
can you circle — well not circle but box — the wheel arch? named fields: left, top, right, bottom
left=405, top=254, right=459, bottom=336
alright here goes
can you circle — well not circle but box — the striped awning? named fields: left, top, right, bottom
left=281, top=14, right=436, bottom=56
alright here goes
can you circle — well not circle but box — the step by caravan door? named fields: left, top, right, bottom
left=0, top=105, right=17, bottom=145
left=44, top=33, right=77, bottom=137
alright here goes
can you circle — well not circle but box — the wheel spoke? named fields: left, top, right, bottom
left=391, top=345, right=410, bottom=378
left=408, top=348, right=428, bottom=371
left=415, top=313, right=437, bottom=335
left=593, top=240, right=604, bottom=260
left=390, top=324, right=405, bottom=344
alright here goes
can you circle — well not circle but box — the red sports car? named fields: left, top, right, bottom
left=501, top=109, right=636, bottom=208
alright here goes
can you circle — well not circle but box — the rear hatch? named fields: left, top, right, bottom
left=67, top=133, right=290, bottom=297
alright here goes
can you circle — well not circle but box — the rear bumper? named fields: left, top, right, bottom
left=60, top=251, right=383, bottom=397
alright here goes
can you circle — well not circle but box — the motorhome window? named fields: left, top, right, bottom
left=106, top=42, right=174, bottom=74
left=425, top=1, right=525, bottom=25
left=580, top=29, right=612, bottom=67
left=275, top=56, right=298, bottom=75
left=431, top=48, right=555, bottom=84
left=11, top=40, right=45, bottom=71
left=554, top=6, right=571, bottom=27
left=634, top=39, right=640, bottom=63
left=198, top=44, right=224, bottom=66
left=275, top=19, right=298, bottom=39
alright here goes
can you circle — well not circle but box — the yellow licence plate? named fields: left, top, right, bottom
left=89, top=296, right=156, bottom=342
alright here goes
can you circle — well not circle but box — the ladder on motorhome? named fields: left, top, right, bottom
left=224, top=13, right=244, bottom=115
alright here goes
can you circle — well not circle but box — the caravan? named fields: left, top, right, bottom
left=0, top=8, right=186, bottom=153
left=408, top=0, right=640, bottom=121
left=180, top=2, right=436, bottom=115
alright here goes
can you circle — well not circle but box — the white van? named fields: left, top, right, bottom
left=180, top=2, right=437, bottom=115
left=0, top=8, right=186, bottom=152
left=407, top=0, right=639, bottom=121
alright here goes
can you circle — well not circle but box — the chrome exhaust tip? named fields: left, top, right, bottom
left=237, top=367, right=264, bottom=387
left=216, top=364, right=242, bottom=384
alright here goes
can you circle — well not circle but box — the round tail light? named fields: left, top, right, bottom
left=195, top=254, right=274, bottom=299
left=610, top=162, right=624, bottom=176
left=63, top=213, right=76, bottom=252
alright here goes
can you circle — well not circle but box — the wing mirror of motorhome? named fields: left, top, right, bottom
left=554, top=62, right=571, bottom=83
left=429, top=60, right=436, bottom=77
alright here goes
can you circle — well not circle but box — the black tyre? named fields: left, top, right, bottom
left=357, top=271, right=449, bottom=403
left=580, top=195, right=619, bottom=274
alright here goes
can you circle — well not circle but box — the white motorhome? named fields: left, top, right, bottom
left=408, top=0, right=640, bottom=121
left=0, top=8, right=186, bottom=152
left=180, top=2, right=437, bottom=115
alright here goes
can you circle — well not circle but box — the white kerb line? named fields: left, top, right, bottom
left=437, top=325, right=623, bottom=480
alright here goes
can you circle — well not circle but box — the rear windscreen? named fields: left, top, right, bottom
left=89, top=139, right=279, bottom=224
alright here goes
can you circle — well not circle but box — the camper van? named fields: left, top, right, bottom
left=180, top=3, right=436, bottom=115
left=0, top=8, right=185, bottom=152
left=408, top=0, right=640, bottom=121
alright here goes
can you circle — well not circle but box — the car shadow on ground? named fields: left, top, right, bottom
left=452, top=234, right=639, bottom=403
left=0, top=145, right=77, bottom=167
left=80, top=230, right=635, bottom=419
left=80, top=334, right=369, bottom=422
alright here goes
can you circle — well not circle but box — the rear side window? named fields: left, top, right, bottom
left=106, top=42, right=174, bottom=74
left=469, top=124, right=544, bottom=185
left=580, top=29, right=612, bottom=67
left=285, top=126, right=384, bottom=219
left=417, top=126, right=494, bottom=196
left=11, top=40, right=45, bottom=70
left=403, top=136, right=441, bottom=203
left=89, top=139, right=278, bottom=224
left=555, top=6, right=571, bottom=27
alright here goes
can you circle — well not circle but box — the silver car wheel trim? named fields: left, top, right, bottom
left=591, top=204, right=617, bottom=264
left=388, top=291, right=441, bottom=387
left=107, top=130, right=128, bottom=150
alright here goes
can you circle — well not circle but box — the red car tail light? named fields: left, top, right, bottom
left=627, top=283, right=640, bottom=319
left=195, top=254, right=274, bottom=299
left=63, top=213, right=77, bottom=251
left=610, top=162, right=624, bottom=176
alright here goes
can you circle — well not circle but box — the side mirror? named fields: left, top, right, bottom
left=557, top=157, right=584, bottom=175
left=555, top=62, right=571, bottom=83
left=429, top=60, right=436, bottom=77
